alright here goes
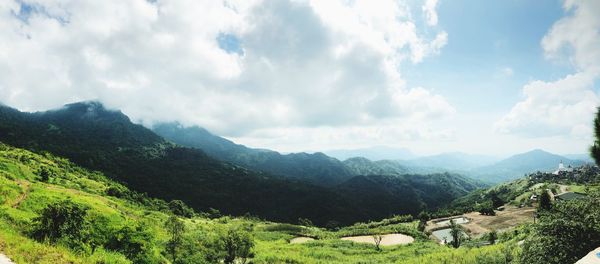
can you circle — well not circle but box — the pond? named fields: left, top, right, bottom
left=432, top=228, right=468, bottom=244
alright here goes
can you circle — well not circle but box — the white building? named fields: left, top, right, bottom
left=553, top=161, right=573, bottom=175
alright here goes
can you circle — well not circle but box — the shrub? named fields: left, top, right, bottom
left=31, top=200, right=88, bottom=248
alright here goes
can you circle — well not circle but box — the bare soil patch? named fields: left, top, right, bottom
left=290, top=237, right=315, bottom=244
left=461, top=206, right=535, bottom=237
left=341, top=233, right=414, bottom=246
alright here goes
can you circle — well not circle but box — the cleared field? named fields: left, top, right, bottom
left=341, top=233, right=414, bottom=246
left=290, top=237, right=315, bottom=244
left=461, top=206, right=535, bottom=236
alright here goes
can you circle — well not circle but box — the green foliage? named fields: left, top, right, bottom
left=298, top=217, right=313, bottom=227
left=538, top=191, right=551, bottom=211
left=31, top=200, right=88, bottom=247
left=165, top=215, right=185, bottom=262
left=221, top=226, right=255, bottom=264
left=106, top=222, right=160, bottom=264
left=38, top=167, right=51, bottom=182
left=448, top=219, right=464, bottom=248
left=521, top=191, right=600, bottom=264
left=418, top=211, right=430, bottom=222
left=488, top=230, right=497, bottom=245
left=169, top=200, right=194, bottom=218
left=477, top=201, right=496, bottom=216
left=591, top=107, right=600, bottom=165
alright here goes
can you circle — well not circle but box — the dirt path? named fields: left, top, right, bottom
left=12, top=180, right=31, bottom=208
left=341, top=233, right=414, bottom=246
left=0, top=254, right=14, bottom=264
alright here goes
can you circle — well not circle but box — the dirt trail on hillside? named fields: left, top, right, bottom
left=0, top=254, right=14, bottom=264
left=12, top=180, right=31, bottom=208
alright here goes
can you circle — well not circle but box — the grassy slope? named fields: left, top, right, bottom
left=0, top=142, right=519, bottom=263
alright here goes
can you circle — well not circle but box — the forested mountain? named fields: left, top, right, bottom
left=337, top=173, right=483, bottom=218
left=0, top=101, right=481, bottom=225
left=0, top=102, right=360, bottom=225
left=472, top=149, right=588, bottom=183
left=153, top=123, right=353, bottom=186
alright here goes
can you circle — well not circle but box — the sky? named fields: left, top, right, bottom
left=0, top=0, right=599, bottom=156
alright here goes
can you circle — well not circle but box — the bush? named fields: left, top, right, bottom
left=106, top=222, right=160, bottom=264
left=221, top=226, right=254, bottom=264
left=169, top=200, right=194, bottom=218
left=31, top=200, right=88, bottom=247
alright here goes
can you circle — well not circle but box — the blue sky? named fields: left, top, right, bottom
left=407, top=0, right=569, bottom=113
left=0, top=0, right=598, bottom=156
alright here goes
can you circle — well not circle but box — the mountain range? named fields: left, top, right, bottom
left=154, top=117, right=589, bottom=185
left=0, top=101, right=483, bottom=225
left=153, top=123, right=353, bottom=186
left=324, top=146, right=416, bottom=161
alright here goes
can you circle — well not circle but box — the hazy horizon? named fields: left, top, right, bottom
left=0, top=0, right=598, bottom=156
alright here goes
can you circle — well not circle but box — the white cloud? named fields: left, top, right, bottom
left=494, top=72, right=599, bottom=137
left=0, top=0, right=451, bottom=149
left=422, top=0, right=439, bottom=26
left=495, top=0, right=600, bottom=140
left=541, top=0, right=600, bottom=73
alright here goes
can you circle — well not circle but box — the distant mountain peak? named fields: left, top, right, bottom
left=526, top=149, right=550, bottom=154
left=55, top=101, right=130, bottom=123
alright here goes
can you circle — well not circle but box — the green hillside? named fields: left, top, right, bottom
left=0, top=142, right=522, bottom=263
left=0, top=102, right=483, bottom=226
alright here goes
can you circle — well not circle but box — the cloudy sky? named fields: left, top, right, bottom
left=0, top=0, right=599, bottom=156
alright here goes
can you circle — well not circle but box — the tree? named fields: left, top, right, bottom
left=106, top=222, right=159, bottom=264
left=169, top=200, right=194, bottom=218
left=325, top=220, right=340, bottom=231
left=489, top=191, right=504, bottom=208
left=221, top=226, right=254, bottom=264
left=165, top=215, right=185, bottom=262
left=448, top=219, right=464, bottom=248
left=538, top=190, right=552, bottom=211
left=298, top=218, right=313, bottom=227
left=373, top=235, right=383, bottom=251
left=84, top=214, right=113, bottom=254
left=418, top=211, right=430, bottom=222
left=488, top=230, right=497, bottom=245
left=32, top=200, right=88, bottom=245
left=417, top=221, right=426, bottom=232
left=38, top=167, right=51, bottom=182
left=591, top=107, right=600, bottom=165
left=478, top=201, right=496, bottom=216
